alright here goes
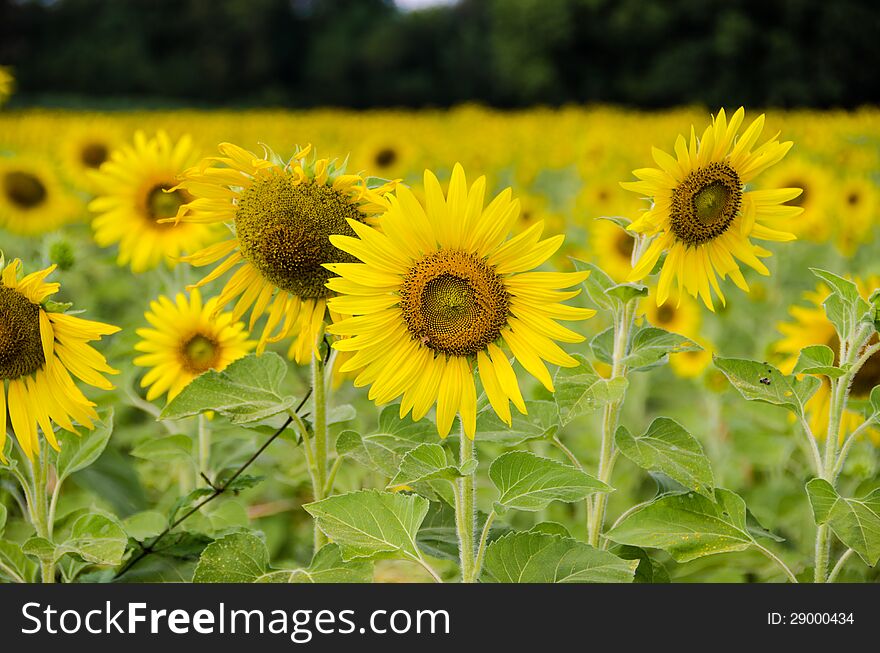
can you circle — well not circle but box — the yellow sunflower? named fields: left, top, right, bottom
left=623, top=107, right=802, bottom=310
left=0, top=154, right=81, bottom=236
left=759, top=158, right=832, bottom=242
left=834, top=176, right=877, bottom=256
left=669, top=337, right=714, bottom=379
left=643, top=289, right=700, bottom=337
left=0, top=66, right=13, bottom=107
left=776, top=279, right=880, bottom=443
left=59, top=122, right=125, bottom=194
left=326, top=164, right=595, bottom=438
left=174, top=143, right=396, bottom=363
left=589, top=219, right=637, bottom=282
left=88, top=131, right=217, bottom=273
left=134, top=288, right=255, bottom=402
left=0, top=257, right=119, bottom=461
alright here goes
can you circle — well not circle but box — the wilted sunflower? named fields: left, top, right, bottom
left=623, top=107, right=802, bottom=310
left=326, top=164, right=594, bottom=438
left=175, top=143, right=395, bottom=362
left=0, top=257, right=119, bottom=461
left=0, top=155, right=81, bottom=236
left=134, top=288, right=254, bottom=402
left=776, top=279, right=880, bottom=443
left=88, top=131, right=216, bottom=273
left=0, top=66, right=13, bottom=107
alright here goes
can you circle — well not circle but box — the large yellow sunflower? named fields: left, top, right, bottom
left=325, top=164, right=595, bottom=438
left=0, top=257, right=119, bottom=461
left=776, top=278, right=880, bottom=443
left=623, top=107, right=802, bottom=310
left=174, top=143, right=396, bottom=363
left=88, top=131, right=217, bottom=273
left=134, top=288, right=255, bottom=402
left=0, top=154, right=81, bottom=236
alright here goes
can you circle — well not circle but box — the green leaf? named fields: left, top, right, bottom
left=606, top=283, right=648, bottom=305
left=22, top=537, right=56, bottom=561
left=55, top=409, right=113, bottom=481
left=0, top=540, right=37, bottom=583
left=606, top=489, right=755, bottom=562
left=223, top=474, right=264, bottom=493
left=595, top=215, right=631, bottom=230
left=261, top=544, right=373, bottom=584
left=0, top=504, right=5, bottom=538
left=474, top=400, right=558, bottom=445
left=489, top=450, right=610, bottom=511
left=714, top=357, right=820, bottom=419
left=570, top=259, right=616, bottom=311
left=336, top=405, right=435, bottom=477
left=304, top=490, right=429, bottom=562
left=417, top=502, right=506, bottom=561
left=388, top=443, right=460, bottom=489
left=793, top=345, right=845, bottom=378
left=161, top=353, right=297, bottom=425
left=590, top=327, right=614, bottom=365
left=810, top=268, right=871, bottom=341
left=611, top=545, right=671, bottom=583
left=624, top=326, right=701, bottom=371
left=58, top=513, right=128, bottom=566
left=194, top=532, right=269, bottom=583
left=554, top=354, right=628, bottom=425
left=123, top=511, right=168, bottom=540
left=806, top=479, right=880, bottom=566
left=327, top=404, right=357, bottom=425
left=130, top=434, right=192, bottom=461
left=615, top=418, right=715, bottom=498
left=483, top=532, right=638, bottom=583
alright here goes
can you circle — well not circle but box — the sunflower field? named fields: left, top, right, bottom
left=1, top=94, right=880, bottom=585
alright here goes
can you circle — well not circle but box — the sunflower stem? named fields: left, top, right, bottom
left=310, top=353, right=328, bottom=551
left=455, top=424, right=478, bottom=582
left=197, top=413, right=211, bottom=485
left=29, top=443, right=55, bottom=583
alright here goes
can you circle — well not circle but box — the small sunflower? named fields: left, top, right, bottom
left=759, top=158, right=832, bottom=242
left=0, top=257, right=119, bottom=461
left=669, top=338, right=714, bottom=379
left=326, top=164, right=595, bottom=439
left=834, top=176, right=877, bottom=255
left=590, top=219, right=637, bottom=282
left=88, top=131, right=217, bottom=273
left=175, top=143, right=396, bottom=363
left=59, top=122, right=125, bottom=194
left=623, top=107, right=802, bottom=310
left=0, top=66, right=13, bottom=107
left=776, top=279, right=880, bottom=443
left=644, top=289, right=700, bottom=337
left=0, top=154, right=81, bottom=236
left=134, top=288, right=255, bottom=402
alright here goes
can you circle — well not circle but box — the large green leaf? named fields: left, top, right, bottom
left=606, top=489, right=755, bottom=562
left=0, top=540, right=37, bottom=583
left=483, top=531, right=637, bottom=583
left=489, top=450, right=610, bottom=512
left=387, top=443, right=460, bottom=489
left=474, top=400, right=559, bottom=445
left=194, top=532, right=269, bottom=583
left=624, top=327, right=701, bottom=371
left=161, top=353, right=297, bottom=425
left=59, top=513, right=128, bottom=566
left=304, top=490, right=429, bottom=562
left=554, top=354, right=628, bottom=425
left=336, top=405, right=435, bottom=477
left=261, top=545, right=373, bottom=584
left=714, top=357, right=820, bottom=419
left=55, top=409, right=114, bottom=482
left=615, top=418, right=714, bottom=498
left=793, top=344, right=844, bottom=378
left=806, top=479, right=880, bottom=566
left=570, top=259, right=616, bottom=311
left=810, top=268, right=871, bottom=342
left=130, top=434, right=192, bottom=462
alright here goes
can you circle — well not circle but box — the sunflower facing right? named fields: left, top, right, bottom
left=623, top=107, right=803, bottom=310
left=326, top=164, right=594, bottom=439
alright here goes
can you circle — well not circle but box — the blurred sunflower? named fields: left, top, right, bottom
left=643, top=290, right=700, bottom=337
left=669, top=337, right=714, bottom=379
left=590, top=219, right=636, bottom=282
left=0, top=66, right=13, bottom=107
left=759, top=158, right=832, bottom=242
left=776, top=278, right=880, bottom=443
left=355, top=134, right=416, bottom=180
left=59, top=122, right=125, bottom=194
left=623, top=107, right=801, bottom=310
left=326, top=164, right=594, bottom=438
left=88, top=131, right=216, bottom=273
left=134, top=288, right=254, bottom=402
left=834, top=176, right=877, bottom=255
left=175, top=143, right=395, bottom=363
left=0, top=154, right=81, bottom=236
left=0, top=257, right=119, bottom=461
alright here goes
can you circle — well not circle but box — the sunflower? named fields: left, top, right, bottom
left=834, top=176, right=877, bottom=256
left=776, top=279, right=880, bottom=443
left=354, top=134, right=417, bottom=180
left=0, top=257, right=119, bottom=461
left=134, top=288, right=255, bottom=402
left=0, top=154, right=81, bottom=236
left=758, top=158, right=832, bottom=242
left=669, top=338, right=714, bottom=379
left=88, top=131, right=217, bottom=273
left=59, top=122, right=125, bottom=194
left=643, top=289, right=700, bottom=337
left=623, top=107, right=802, bottom=310
left=589, top=219, right=636, bottom=282
left=175, top=143, right=396, bottom=363
left=325, top=164, right=595, bottom=438
left=0, top=66, right=13, bottom=107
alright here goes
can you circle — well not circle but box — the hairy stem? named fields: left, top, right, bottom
left=455, top=426, right=477, bottom=582
left=310, top=354, right=328, bottom=551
